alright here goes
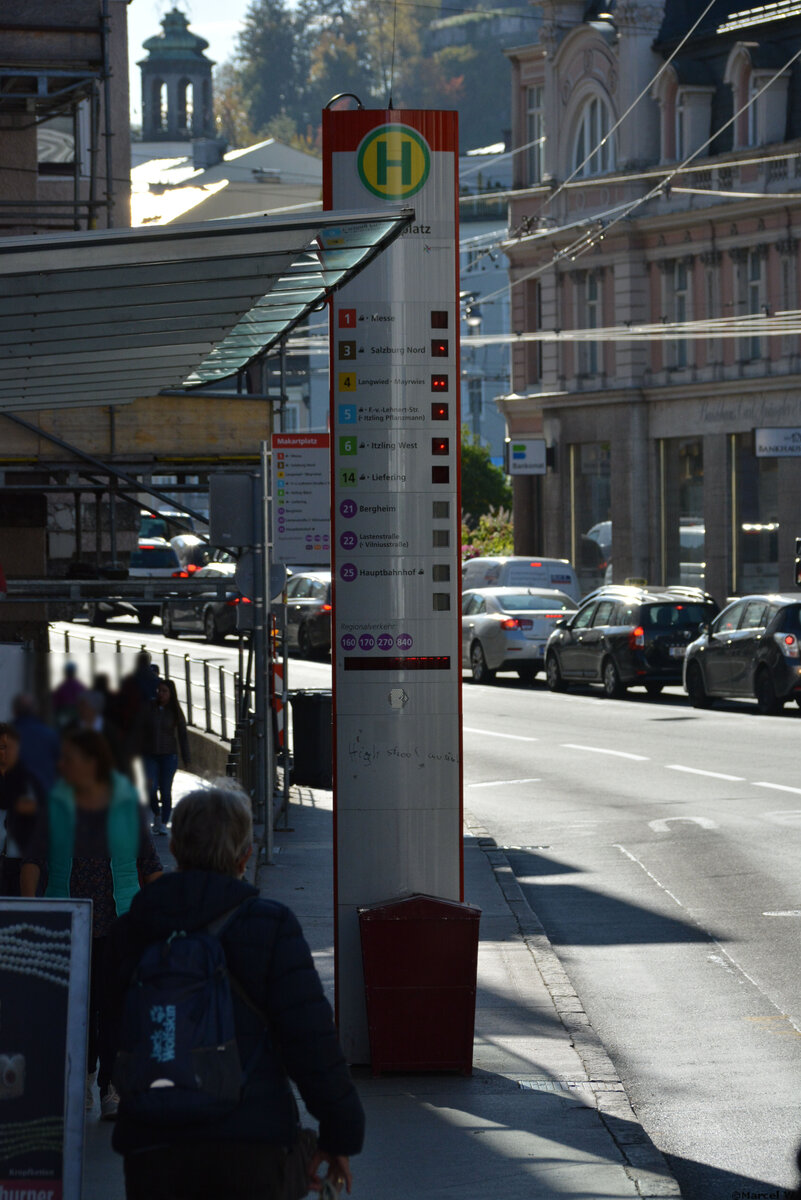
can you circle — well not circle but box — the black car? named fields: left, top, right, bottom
left=684, top=593, right=801, bottom=714
left=161, top=562, right=246, bottom=642
left=545, top=586, right=719, bottom=698
left=278, top=570, right=331, bottom=658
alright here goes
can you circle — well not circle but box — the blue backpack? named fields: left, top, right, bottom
left=113, top=903, right=263, bottom=1124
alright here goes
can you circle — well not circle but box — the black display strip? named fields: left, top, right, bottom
left=344, top=656, right=451, bottom=671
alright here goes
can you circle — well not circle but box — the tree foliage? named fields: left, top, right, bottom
left=222, top=0, right=522, bottom=148
left=461, top=427, right=512, bottom=524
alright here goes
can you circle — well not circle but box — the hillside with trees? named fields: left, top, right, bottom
left=214, top=0, right=540, bottom=152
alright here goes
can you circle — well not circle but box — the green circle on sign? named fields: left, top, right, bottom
left=357, top=125, right=431, bottom=201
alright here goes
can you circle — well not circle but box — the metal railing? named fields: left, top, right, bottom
left=53, top=628, right=243, bottom=742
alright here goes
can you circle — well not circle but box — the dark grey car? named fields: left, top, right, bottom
left=545, top=586, right=719, bottom=699
left=684, top=593, right=801, bottom=714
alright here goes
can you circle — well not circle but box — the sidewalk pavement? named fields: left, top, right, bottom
left=84, top=776, right=680, bottom=1199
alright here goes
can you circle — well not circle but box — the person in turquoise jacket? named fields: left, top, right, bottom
left=21, top=729, right=162, bottom=1119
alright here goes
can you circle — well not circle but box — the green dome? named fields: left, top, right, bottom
left=140, top=8, right=212, bottom=65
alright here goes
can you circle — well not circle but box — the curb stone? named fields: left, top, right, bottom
left=465, top=812, right=682, bottom=1200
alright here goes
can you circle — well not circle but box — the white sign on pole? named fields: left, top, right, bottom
left=324, top=110, right=463, bottom=1062
left=507, top=438, right=547, bottom=475
left=271, top=433, right=331, bottom=565
left=755, top=427, right=801, bottom=457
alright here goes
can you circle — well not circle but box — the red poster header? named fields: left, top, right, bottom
left=272, top=434, right=330, bottom=449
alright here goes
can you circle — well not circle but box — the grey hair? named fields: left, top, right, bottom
left=170, top=782, right=253, bottom=876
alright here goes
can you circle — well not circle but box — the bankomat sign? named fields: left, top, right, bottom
left=357, top=124, right=431, bottom=200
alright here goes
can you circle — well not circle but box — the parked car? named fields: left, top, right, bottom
left=545, top=585, right=719, bottom=698
left=684, top=593, right=801, bottom=714
left=461, top=556, right=580, bottom=602
left=161, top=561, right=246, bottom=642
left=277, top=570, right=331, bottom=657
left=462, top=587, right=577, bottom=684
left=86, top=540, right=182, bottom=627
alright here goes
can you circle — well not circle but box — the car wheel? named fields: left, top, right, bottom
left=138, top=610, right=154, bottom=628
left=602, top=657, right=625, bottom=699
left=161, top=606, right=178, bottom=639
left=686, top=662, right=712, bottom=709
left=203, top=609, right=219, bottom=644
left=645, top=682, right=663, bottom=699
left=756, top=669, right=782, bottom=716
left=87, top=603, right=106, bottom=626
left=545, top=652, right=566, bottom=692
left=517, top=665, right=537, bottom=685
left=297, top=623, right=312, bottom=659
left=470, top=642, right=495, bottom=685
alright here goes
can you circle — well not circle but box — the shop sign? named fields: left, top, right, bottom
left=755, top=427, right=801, bottom=457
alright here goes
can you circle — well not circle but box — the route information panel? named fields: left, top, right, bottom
left=324, top=109, right=462, bottom=1060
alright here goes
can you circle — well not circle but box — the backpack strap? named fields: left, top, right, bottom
left=205, top=898, right=271, bottom=1027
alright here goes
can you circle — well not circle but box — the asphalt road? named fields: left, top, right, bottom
left=55, top=620, right=801, bottom=1197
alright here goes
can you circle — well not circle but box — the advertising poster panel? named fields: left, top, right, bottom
left=0, top=899, right=91, bottom=1200
left=324, top=109, right=462, bottom=1059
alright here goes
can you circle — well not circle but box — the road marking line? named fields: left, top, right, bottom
left=763, top=910, right=801, bottom=917
left=468, top=778, right=542, bottom=788
left=665, top=765, right=745, bottom=781
left=615, top=843, right=801, bottom=1030
left=649, top=816, right=718, bottom=833
left=464, top=727, right=539, bottom=742
left=561, top=743, right=649, bottom=761
left=753, top=782, right=801, bottom=795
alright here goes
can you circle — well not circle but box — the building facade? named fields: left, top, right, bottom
left=502, top=0, right=801, bottom=600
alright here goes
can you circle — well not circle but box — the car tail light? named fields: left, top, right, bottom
left=172, top=569, right=189, bottom=578
left=775, top=632, right=800, bottom=658
left=500, top=617, right=533, bottom=630
left=186, top=563, right=198, bottom=573
left=543, top=612, right=564, bottom=620
left=226, top=596, right=252, bottom=607
left=629, top=625, right=645, bottom=650
left=321, top=603, right=332, bottom=612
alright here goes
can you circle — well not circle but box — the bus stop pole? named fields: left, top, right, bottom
left=261, top=440, right=274, bottom=867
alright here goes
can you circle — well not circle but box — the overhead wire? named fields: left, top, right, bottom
left=477, top=40, right=801, bottom=308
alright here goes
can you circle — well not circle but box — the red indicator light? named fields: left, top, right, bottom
left=629, top=625, right=645, bottom=649
left=786, top=634, right=796, bottom=645
left=500, top=618, right=534, bottom=630
left=431, top=401, right=449, bottom=420
left=431, top=437, right=449, bottom=456
left=431, top=374, right=449, bottom=392
left=431, top=310, right=448, bottom=329
left=431, top=339, right=449, bottom=357
left=321, top=603, right=332, bottom=613
left=432, top=466, right=450, bottom=484
left=529, top=561, right=542, bottom=567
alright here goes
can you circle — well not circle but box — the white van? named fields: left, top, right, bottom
left=461, top=556, right=580, bottom=602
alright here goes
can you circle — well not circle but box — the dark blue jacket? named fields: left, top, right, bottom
left=108, top=869, right=365, bottom=1157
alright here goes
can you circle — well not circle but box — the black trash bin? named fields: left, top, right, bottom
left=289, top=689, right=332, bottom=788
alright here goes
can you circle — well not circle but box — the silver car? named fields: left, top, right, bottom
left=462, top=587, right=577, bottom=684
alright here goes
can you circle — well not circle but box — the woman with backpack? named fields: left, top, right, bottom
left=140, top=677, right=190, bottom=835
left=106, top=784, right=364, bottom=1200
left=20, top=729, right=163, bottom=1119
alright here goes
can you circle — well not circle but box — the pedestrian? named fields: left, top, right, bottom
left=52, top=662, right=86, bottom=730
left=20, top=729, right=162, bottom=1120
left=140, top=678, right=190, bottom=835
left=12, top=694, right=60, bottom=795
left=0, top=722, right=41, bottom=896
left=107, top=783, right=364, bottom=1200
left=119, top=651, right=159, bottom=764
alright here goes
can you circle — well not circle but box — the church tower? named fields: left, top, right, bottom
left=139, top=8, right=215, bottom=142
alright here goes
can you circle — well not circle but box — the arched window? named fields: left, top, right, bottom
left=177, top=79, right=193, bottom=135
left=573, top=96, right=616, bottom=177
left=152, top=79, right=167, bottom=130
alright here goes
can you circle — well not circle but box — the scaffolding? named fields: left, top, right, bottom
left=0, top=1, right=117, bottom=231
